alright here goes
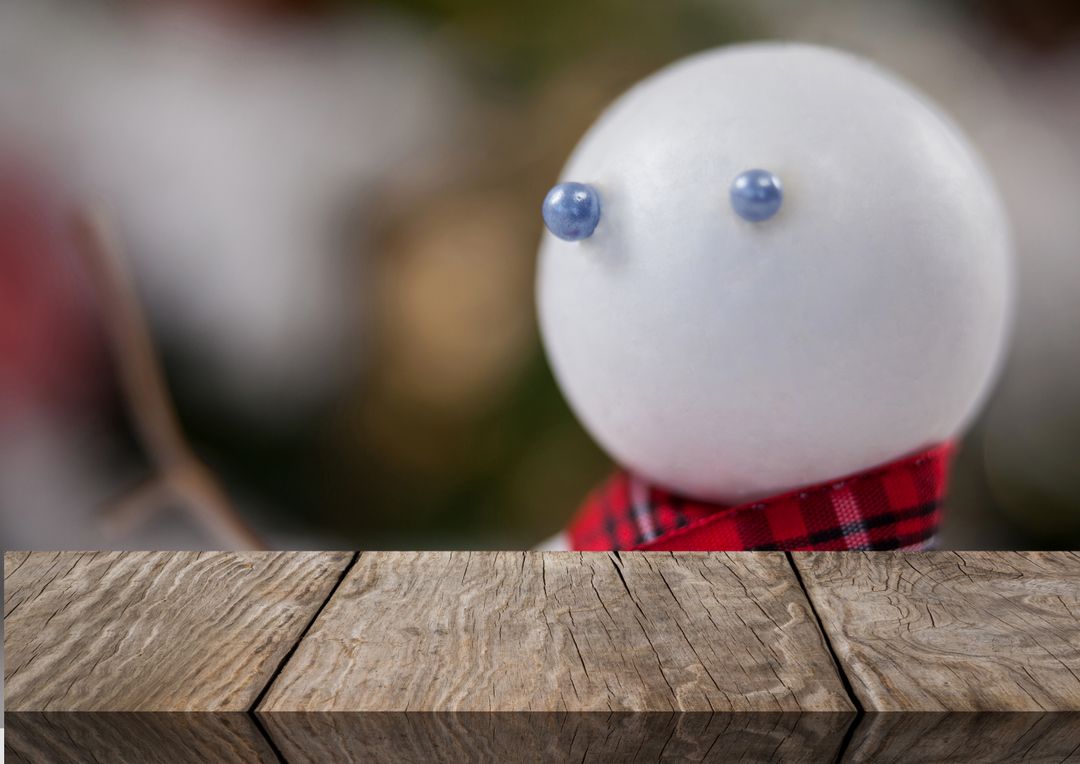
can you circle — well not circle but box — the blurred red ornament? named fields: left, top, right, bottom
left=0, top=156, right=105, bottom=423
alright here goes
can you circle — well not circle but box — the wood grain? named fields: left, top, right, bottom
left=5, top=713, right=278, bottom=764
left=4, top=551, right=353, bottom=711
left=12, top=550, right=1079, bottom=762
left=842, top=712, right=1080, bottom=763
left=261, top=711, right=854, bottom=763
left=793, top=551, right=1080, bottom=712
left=257, top=551, right=854, bottom=713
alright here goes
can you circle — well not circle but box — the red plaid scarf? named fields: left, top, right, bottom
left=568, top=443, right=953, bottom=551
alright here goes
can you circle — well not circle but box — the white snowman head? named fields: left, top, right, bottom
left=537, top=43, right=1012, bottom=504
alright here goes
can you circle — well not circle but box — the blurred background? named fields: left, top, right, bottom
left=0, top=0, right=1078, bottom=551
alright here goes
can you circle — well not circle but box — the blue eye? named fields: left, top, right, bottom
left=542, top=182, right=601, bottom=241
left=730, top=169, right=783, bottom=222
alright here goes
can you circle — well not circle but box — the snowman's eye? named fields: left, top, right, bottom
left=730, top=169, right=783, bottom=222
left=542, top=182, right=601, bottom=241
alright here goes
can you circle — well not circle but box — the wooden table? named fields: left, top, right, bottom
left=5, top=551, right=1080, bottom=762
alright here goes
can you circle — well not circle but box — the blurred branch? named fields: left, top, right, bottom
left=72, top=209, right=265, bottom=550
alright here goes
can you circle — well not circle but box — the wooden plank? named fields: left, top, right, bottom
left=260, top=711, right=854, bottom=763
left=5, top=713, right=278, bottom=764
left=4, top=551, right=353, bottom=712
left=793, top=551, right=1080, bottom=712
left=257, top=551, right=855, bottom=714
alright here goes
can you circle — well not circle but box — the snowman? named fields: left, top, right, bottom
left=537, top=43, right=1011, bottom=552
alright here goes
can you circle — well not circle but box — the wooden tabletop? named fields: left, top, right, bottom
left=6, top=550, right=1080, bottom=763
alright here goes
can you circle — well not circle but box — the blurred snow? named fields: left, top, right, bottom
left=0, top=1, right=463, bottom=418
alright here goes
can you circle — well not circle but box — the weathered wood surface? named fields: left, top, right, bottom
left=4, top=713, right=278, bottom=764
left=4, top=551, right=353, bottom=712
left=794, top=551, right=1080, bottom=712
left=841, top=712, right=1080, bottom=763
left=257, top=551, right=854, bottom=714
left=7, top=550, right=1080, bottom=763
left=260, top=711, right=854, bottom=764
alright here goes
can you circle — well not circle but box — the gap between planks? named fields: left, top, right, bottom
left=245, top=551, right=867, bottom=763
left=784, top=551, right=865, bottom=764
left=784, top=551, right=864, bottom=713
left=246, top=551, right=361, bottom=764
left=246, top=551, right=867, bottom=713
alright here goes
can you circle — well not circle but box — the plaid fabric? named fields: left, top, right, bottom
left=567, top=443, right=954, bottom=552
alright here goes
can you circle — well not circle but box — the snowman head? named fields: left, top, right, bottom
left=537, top=43, right=1012, bottom=504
